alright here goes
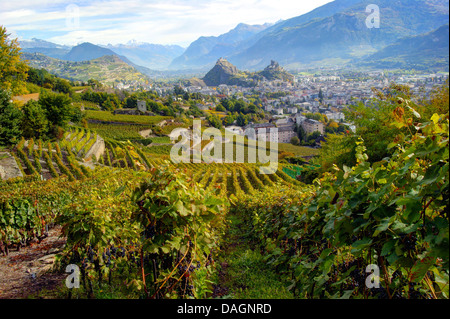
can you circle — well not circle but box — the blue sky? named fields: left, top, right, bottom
left=0, top=0, right=333, bottom=47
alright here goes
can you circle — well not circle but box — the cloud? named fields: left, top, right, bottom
left=1, top=0, right=334, bottom=46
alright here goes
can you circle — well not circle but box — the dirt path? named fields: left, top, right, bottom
left=0, top=226, right=67, bottom=299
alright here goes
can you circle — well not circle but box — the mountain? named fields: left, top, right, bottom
left=104, top=42, right=185, bottom=70
left=20, top=38, right=71, bottom=60
left=19, top=38, right=71, bottom=50
left=63, top=42, right=118, bottom=62
left=22, top=53, right=149, bottom=85
left=227, top=0, right=449, bottom=70
left=169, top=23, right=271, bottom=70
left=359, top=24, right=449, bottom=70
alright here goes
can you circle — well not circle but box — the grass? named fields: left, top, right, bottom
left=85, top=110, right=171, bottom=125
left=213, top=213, right=294, bottom=299
left=150, top=136, right=171, bottom=144
left=88, top=123, right=153, bottom=141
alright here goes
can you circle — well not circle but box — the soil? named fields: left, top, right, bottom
left=0, top=226, right=67, bottom=299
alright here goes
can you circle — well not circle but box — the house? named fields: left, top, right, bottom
left=275, top=108, right=283, bottom=115
left=245, top=123, right=277, bottom=143
left=277, top=124, right=297, bottom=143
left=302, top=119, right=324, bottom=135
left=264, top=105, right=273, bottom=112
left=295, top=114, right=307, bottom=125
left=287, top=107, right=298, bottom=114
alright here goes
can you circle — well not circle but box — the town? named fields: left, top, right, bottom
left=144, top=67, right=448, bottom=146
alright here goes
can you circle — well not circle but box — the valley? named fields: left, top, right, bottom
left=0, top=0, right=448, bottom=308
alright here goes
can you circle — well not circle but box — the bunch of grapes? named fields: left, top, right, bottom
left=400, top=234, right=417, bottom=251
left=87, top=245, right=96, bottom=263
left=144, top=225, right=156, bottom=239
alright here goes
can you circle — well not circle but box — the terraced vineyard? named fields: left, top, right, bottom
left=8, top=136, right=92, bottom=183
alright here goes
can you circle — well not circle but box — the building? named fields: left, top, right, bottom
left=302, top=119, right=324, bottom=135
left=295, top=114, right=307, bottom=125
left=277, top=124, right=297, bottom=143
left=245, top=123, right=278, bottom=143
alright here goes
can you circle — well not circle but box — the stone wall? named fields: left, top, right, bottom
left=0, top=152, right=24, bottom=181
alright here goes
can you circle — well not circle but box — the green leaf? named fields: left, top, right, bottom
left=381, top=240, right=396, bottom=256
left=351, top=238, right=372, bottom=253
left=175, top=200, right=188, bottom=216
left=410, top=255, right=435, bottom=283
left=113, top=185, right=126, bottom=197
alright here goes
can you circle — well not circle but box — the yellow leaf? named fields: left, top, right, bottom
left=431, top=114, right=440, bottom=124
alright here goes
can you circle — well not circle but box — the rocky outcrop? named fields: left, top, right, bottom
left=259, top=60, right=294, bottom=82
left=202, top=58, right=240, bottom=86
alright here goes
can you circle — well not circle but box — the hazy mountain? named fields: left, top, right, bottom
left=63, top=42, right=118, bottom=62
left=169, top=23, right=271, bottom=70
left=227, top=0, right=449, bottom=70
left=20, top=38, right=71, bottom=60
left=57, top=42, right=171, bottom=78
left=104, top=42, right=185, bottom=70
left=19, top=38, right=71, bottom=50
left=22, top=52, right=148, bottom=85
left=359, top=24, right=449, bottom=70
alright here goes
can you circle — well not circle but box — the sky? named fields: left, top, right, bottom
left=0, top=0, right=334, bottom=47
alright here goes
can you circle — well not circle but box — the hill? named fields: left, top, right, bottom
left=359, top=24, right=449, bottom=70
left=21, top=53, right=149, bottom=86
left=202, top=58, right=242, bottom=86
left=259, top=60, right=294, bottom=82
left=201, top=58, right=294, bottom=87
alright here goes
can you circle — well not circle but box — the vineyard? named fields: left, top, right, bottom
left=0, top=97, right=448, bottom=300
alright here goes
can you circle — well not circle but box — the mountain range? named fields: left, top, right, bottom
left=169, top=22, right=272, bottom=70
left=19, top=0, right=449, bottom=77
left=20, top=39, right=184, bottom=71
left=358, top=24, right=449, bottom=70
left=227, top=0, right=449, bottom=70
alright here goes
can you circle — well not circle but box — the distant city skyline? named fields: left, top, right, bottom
left=0, top=0, right=333, bottom=47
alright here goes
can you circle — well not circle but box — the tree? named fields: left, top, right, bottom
left=21, top=100, right=48, bottom=139
left=215, top=104, right=226, bottom=112
left=54, top=78, right=73, bottom=95
left=39, top=91, right=72, bottom=130
left=236, top=113, right=248, bottom=127
left=290, top=136, right=300, bottom=146
left=297, top=124, right=307, bottom=144
left=0, top=26, right=29, bottom=95
left=208, top=114, right=222, bottom=129
left=0, top=88, right=22, bottom=146
left=318, top=88, right=324, bottom=103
